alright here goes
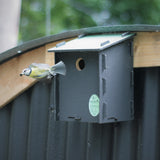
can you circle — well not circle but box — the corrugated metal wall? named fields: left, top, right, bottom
left=0, top=68, right=160, bottom=160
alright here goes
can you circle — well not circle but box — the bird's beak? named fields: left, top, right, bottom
left=20, top=73, right=23, bottom=76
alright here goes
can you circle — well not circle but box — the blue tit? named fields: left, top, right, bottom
left=20, top=61, right=66, bottom=79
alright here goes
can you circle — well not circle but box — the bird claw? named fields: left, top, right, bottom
left=47, top=74, right=53, bottom=79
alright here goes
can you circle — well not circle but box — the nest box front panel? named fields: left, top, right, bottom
left=56, top=52, right=99, bottom=122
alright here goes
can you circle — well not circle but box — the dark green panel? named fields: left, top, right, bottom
left=56, top=52, right=99, bottom=123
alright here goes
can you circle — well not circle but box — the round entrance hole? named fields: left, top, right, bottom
left=76, top=58, right=85, bottom=71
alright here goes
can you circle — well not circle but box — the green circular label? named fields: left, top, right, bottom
left=89, top=94, right=100, bottom=117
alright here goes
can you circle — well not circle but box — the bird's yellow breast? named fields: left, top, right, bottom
left=29, top=67, right=49, bottom=79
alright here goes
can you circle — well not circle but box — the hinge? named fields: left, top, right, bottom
left=56, top=41, right=66, bottom=48
left=68, top=116, right=81, bottom=121
left=78, top=34, right=85, bottom=38
left=101, top=40, right=110, bottom=46
left=130, top=100, right=134, bottom=118
left=131, top=70, right=134, bottom=86
left=130, top=41, right=133, bottom=57
left=121, top=32, right=131, bottom=37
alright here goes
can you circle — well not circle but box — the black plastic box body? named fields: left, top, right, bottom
left=53, top=38, right=134, bottom=124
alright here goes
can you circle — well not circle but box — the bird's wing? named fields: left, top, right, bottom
left=29, top=63, right=50, bottom=70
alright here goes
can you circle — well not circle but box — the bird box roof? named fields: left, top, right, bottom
left=48, top=33, right=135, bottom=52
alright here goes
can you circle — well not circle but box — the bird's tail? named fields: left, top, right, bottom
left=51, top=61, right=66, bottom=76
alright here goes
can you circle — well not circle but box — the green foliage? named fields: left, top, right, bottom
left=50, top=0, right=97, bottom=33
left=19, top=0, right=99, bottom=42
left=107, top=0, right=160, bottom=24
left=19, top=0, right=160, bottom=42
left=19, top=0, right=46, bottom=42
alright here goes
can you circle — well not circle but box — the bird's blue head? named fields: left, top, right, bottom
left=20, top=68, right=32, bottom=76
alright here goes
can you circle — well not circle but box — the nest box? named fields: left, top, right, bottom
left=48, top=33, right=134, bottom=123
